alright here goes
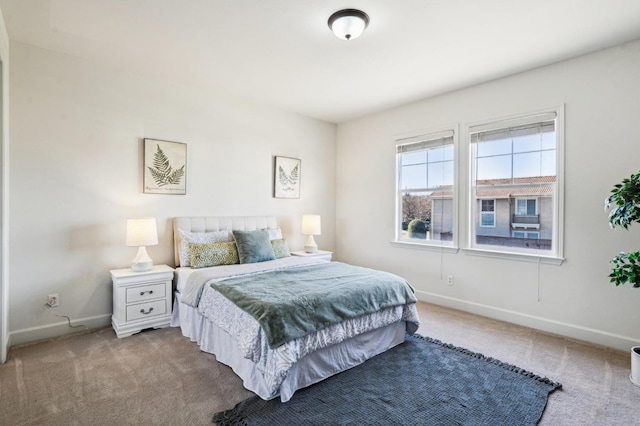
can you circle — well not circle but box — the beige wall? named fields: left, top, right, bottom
left=336, top=40, right=640, bottom=351
left=9, top=42, right=336, bottom=345
left=8, top=27, right=640, bottom=353
left=0, top=6, right=9, bottom=362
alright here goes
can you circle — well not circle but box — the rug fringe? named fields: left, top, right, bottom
left=212, top=408, right=248, bottom=426
left=410, top=333, right=563, bottom=390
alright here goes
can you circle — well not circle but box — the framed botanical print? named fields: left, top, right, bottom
left=274, top=156, right=301, bottom=199
left=143, top=138, right=187, bottom=195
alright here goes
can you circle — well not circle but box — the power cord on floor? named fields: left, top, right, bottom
left=44, top=303, right=88, bottom=330
left=54, top=314, right=88, bottom=330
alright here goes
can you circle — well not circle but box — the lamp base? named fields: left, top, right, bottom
left=131, top=246, right=153, bottom=272
left=304, top=235, right=318, bottom=253
left=131, top=260, right=153, bottom=272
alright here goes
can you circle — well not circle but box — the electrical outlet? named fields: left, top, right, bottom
left=47, top=294, right=59, bottom=307
left=447, top=276, right=454, bottom=286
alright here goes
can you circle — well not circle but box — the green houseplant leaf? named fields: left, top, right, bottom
left=605, top=170, right=640, bottom=287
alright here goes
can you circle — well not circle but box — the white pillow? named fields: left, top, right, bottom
left=178, top=229, right=230, bottom=267
left=264, top=228, right=283, bottom=240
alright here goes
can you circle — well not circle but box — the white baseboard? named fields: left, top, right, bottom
left=417, top=291, right=639, bottom=352
left=8, top=295, right=638, bottom=353
left=8, top=313, right=112, bottom=347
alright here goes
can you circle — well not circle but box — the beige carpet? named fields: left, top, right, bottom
left=1, top=302, right=638, bottom=425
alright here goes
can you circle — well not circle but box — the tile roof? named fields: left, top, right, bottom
left=475, top=175, right=555, bottom=199
left=476, top=186, right=553, bottom=198
left=476, top=176, right=556, bottom=185
left=411, top=176, right=556, bottom=200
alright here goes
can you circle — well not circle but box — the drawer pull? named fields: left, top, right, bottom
left=140, top=307, right=154, bottom=315
left=139, top=290, right=154, bottom=296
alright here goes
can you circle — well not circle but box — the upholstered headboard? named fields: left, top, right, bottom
left=173, top=216, right=279, bottom=266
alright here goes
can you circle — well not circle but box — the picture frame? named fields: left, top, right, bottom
left=274, top=156, right=301, bottom=199
left=143, top=138, right=187, bottom=195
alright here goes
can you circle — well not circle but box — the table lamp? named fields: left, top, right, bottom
left=301, top=214, right=321, bottom=253
left=126, top=217, right=158, bottom=272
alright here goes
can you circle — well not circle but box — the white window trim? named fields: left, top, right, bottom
left=466, top=105, right=565, bottom=263
left=393, top=125, right=459, bottom=249
left=389, top=240, right=460, bottom=254
left=462, top=247, right=564, bottom=265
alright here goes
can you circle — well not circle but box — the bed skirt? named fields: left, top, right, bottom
left=171, top=292, right=406, bottom=401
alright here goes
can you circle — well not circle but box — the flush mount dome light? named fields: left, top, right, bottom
left=328, top=9, right=370, bottom=41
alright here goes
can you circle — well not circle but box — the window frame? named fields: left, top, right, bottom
left=394, top=126, right=459, bottom=249
left=466, top=106, right=565, bottom=263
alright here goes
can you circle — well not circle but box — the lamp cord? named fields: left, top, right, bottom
left=55, top=314, right=88, bottom=330
left=44, top=304, right=88, bottom=330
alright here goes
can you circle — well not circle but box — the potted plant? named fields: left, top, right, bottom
left=632, top=347, right=640, bottom=387
left=605, top=169, right=640, bottom=387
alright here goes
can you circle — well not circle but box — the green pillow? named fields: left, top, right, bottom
left=189, top=241, right=239, bottom=268
left=271, top=239, right=291, bottom=259
left=232, top=229, right=276, bottom=264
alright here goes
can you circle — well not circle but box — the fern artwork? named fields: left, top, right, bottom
left=143, top=139, right=187, bottom=195
left=274, top=156, right=301, bottom=198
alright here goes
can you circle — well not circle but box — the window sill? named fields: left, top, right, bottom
left=390, top=240, right=459, bottom=254
left=461, top=247, right=564, bottom=265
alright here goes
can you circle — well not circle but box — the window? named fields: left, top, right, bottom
left=469, top=109, right=563, bottom=258
left=480, top=200, right=495, bottom=227
left=516, top=199, right=536, bottom=216
left=513, top=231, right=540, bottom=239
left=396, top=130, right=455, bottom=246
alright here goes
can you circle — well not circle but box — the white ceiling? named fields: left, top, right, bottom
left=2, top=0, right=640, bottom=123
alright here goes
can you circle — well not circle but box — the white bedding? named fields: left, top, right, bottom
left=175, top=257, right=420, bottom=399
left=170, top=215, right=421, bottom=401
left=172, top=292, right=407, bottom=402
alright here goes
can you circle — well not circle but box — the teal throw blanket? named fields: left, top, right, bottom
left=211, top=262, right=417, bottom=349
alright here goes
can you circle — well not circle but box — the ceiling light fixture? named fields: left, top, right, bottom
left=328, top=9, right=370, bottom=41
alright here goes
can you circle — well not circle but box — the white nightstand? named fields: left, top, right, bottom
left=110, top=264, right=174, bottom=338
left=290, top=250, right=333, bottom=261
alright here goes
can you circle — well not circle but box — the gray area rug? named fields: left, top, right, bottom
left=213, top=334, right=561, bottom=425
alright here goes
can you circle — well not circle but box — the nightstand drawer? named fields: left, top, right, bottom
left=126, top=299, right=167, bottom=322
left=126, top=282, right=166, bottom=303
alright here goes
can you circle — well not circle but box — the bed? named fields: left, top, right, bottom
left=170, top=216, right=420, bottom=402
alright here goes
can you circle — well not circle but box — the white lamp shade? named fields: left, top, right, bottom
left=301, top=215, right=321, bottom=235
left=328, top=9, right=370, bottom=41
left=126, top=217, right=158, bottom=247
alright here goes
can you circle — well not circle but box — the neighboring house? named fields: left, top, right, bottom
left=475, top=176, right=555, bottom=250
left=426, top=176, right=555, bottom=248
left=430, top=190, right=454, bottom=241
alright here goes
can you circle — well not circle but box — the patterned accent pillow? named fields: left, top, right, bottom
left=271, top=239, right=291, bottom=259
left=189, top=241, right=239, bottom=268
left=232, top=229, right=276, bottom=264
left=178, top=229, right=230, bottom=267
